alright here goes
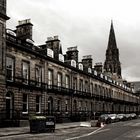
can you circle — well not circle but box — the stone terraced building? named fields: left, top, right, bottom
left=0, top=0, right=140, bottom=126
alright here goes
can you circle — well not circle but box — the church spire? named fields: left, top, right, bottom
left=107, top=20, right=117, bottom=49
left=104, top=21, right=122, bottom=79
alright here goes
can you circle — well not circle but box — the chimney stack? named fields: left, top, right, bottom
left=66, top=46, right=79, bottom=63
left=94, top=62, right=103, bottom=74
left=46, top=36, right=62, bottom=60
left=82, top=55, right=92, bottom=72
left=16, top=19, right=33, bottom=40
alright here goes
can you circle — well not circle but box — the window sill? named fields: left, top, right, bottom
left=22, top=112, right=28, bottom=114
left=36, top=112, right=41, bottom=114
left=6, top=80, right=13, bottom=82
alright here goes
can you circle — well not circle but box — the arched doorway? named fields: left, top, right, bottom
left=6, top=92, right=14, bottom=119
left=48, top=97, right=53, bottom=115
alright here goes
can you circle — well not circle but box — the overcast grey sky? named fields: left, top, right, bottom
left=7, top=0, right=140, bottom=81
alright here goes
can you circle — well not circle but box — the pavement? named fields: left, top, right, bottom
left=0, top=121, right=98, bottom=137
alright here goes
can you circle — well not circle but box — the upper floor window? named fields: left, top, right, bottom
left=6, top=57, right=14, bottom=81
left=90, top=83, right=93, bottom=94
left=79, top=79, right=83, bottom=91
left=95, top=84, right=97, bottom=94
left=85, top=81, right=88, bottom=92
left=22, top=61, right=29, bottom=84
left=57, top=73, right=62, bottom=87
left=65, top=75, right=70, bottom=88
left=35, top=66, right=42, bottom=87
left=73, top=78, right=77, bottom=90
left=48, top=70, right=53, bottom=87
left=42, top=68, right=45, bottom=83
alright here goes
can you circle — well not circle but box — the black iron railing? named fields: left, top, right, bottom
left=6, top=77, right=139, bottom=105
left=6, top=76, right=46, bottom=91
left=0, top=109, right=21, bottom=127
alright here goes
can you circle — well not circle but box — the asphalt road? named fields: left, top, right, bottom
left=1, top=119, right=140, bottom=140
left=70, top=119, right=140, bottom=140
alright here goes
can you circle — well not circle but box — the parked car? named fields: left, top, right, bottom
left=98, top=114, right=111, bottom=124
left=116, top=114, right=126, bottom=121
left=125, top=114, right=131, bottom=120
left=130, top=113, right=137, bottom=119
left=108, top=114, right=117, bottom=123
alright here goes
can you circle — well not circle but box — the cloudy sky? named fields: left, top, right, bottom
left=7, top=0, right=140, bottom=81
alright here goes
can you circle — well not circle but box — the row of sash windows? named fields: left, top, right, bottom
left=6, top=57, right=99, bottom=92
left=6, top=57, right=43, bottom=86
left=22, top=93, right=41, bottom=114
left=6, top=57, right=124, bottom=98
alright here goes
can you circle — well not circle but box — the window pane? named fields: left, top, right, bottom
left=73, top=78, right=77, bottom=90
left=23, top=104, right=27, bottom=112
left=23, top=62, right=29, bottom=84
left=79, top=79, right=83, bottom=91
left=23, top=94, right=27, bottom=102
left=6, top=57, right=14, bottom=81
left=66, top=76, right=69, bottom=88
left=36, top=95, right=39, bottom=103
left=36, top=66, right=42, bottom=86
left=57, top=73, right=62, bottom=87
left=57, top=100, right=61, bottom=111
left=22, top=94, right=28, bottom=112
left=36, top=104, right=39, bottom=112
left=65, top=100, right=68, bottom=112
left=36, top=95, right=41, bottom=113
left=48, top=70, right=53, bottom=86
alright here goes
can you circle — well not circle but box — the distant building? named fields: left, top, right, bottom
left=130, top=82, right=140, bottom=94
left=0, top=0, right=139, bottom=126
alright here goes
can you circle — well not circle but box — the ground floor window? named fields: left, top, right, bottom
left=22, top=93, right=28, bottom=113
left=65, top=99, right=68, bottom=112
left=36, top=95, right=41, bottom=113
left=73, top=100, right=77, bottom=112
left=78, top=101, right=82, bottom=111
left=57, top=99, right=61, bottom=112
left=48, top=97, right=53, bottom=115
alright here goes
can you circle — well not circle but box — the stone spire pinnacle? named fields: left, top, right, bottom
left=107, top=20, right=117, bottom=49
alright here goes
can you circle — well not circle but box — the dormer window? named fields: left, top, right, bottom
left=59, top=54, right=64, bottom=62
left=47, top=48, right=54, bottom=58
left=88, top=68, right=92, bottom=73
left=79, top=63, right=83, bottom=70
left=71, top=60, right=76, bottom=67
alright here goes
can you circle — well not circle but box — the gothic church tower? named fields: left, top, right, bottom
left=104, top=21, right=121, bottom=79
